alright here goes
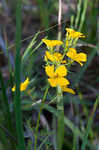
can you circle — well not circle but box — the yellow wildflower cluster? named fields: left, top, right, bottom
left=42, top=28, right=87, bottom=94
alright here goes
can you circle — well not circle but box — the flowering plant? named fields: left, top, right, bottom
left=42, top=28, right=87, bottom=94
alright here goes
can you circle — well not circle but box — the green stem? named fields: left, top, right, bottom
left=72, top=130, right=77, bottom=150
left=56, top=86, right=64, bottom=150
left=14, top=0, right=26, bottom=149
left=34, top=85, right=49, bottom=150
left=70, top=15, right=75, bottom=28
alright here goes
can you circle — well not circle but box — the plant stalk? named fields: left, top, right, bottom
left=56, top=86, right=64, bottom=150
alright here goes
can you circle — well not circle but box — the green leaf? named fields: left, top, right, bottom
left=22, top=32, right=40, bottom=65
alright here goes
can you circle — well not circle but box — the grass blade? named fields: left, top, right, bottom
left=81, top=96, right=99, bottom=150
left=75, top=0, right=82, bottom=29
left=78, top=0, right=88, bottom=31
left=14, top=0, right=26, bottom=149
left=21, top=32, right=40, bottom=65
left=0, top=70, right=12, bottom=131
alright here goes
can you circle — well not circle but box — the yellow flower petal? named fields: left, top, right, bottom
left=48, top=77, right=69, bottom=87
left=66, top=48, right=87, bottom=66
left=53, top=52, right=63, bottom=62
left=76, top=53, right=87, bottom=66
left=76, top=53, right=87, bottom=62
left=45, top=51, right=54, bottom=62
left=74, top=32, right=85, bottom=38
left=12, top=77, right=29, bottom=92
left=66, top=28, right=85, bottom=38
left=66, top=28, right=74, bottom=33
left=20, top=78, right=29, bottom=91
left=55, top=65, right=67, bottom=77
left=45, top=65, right=69, bottom=87
left=61, top=86, right=75, bottom=94
left=57, top=77, right=70, bottom=86
left=42, top=39, right=63, bottom=47
left=12, top=86, right=15, bottom=92
left=45, top=65, right=55, bottom=78
left=66, top=48, right=77, bottom=59
left=62, top=60, right=66, bottom=64
left=48, top=78, right=58, bottom=87
left=45, top=51, right=63, bottom=62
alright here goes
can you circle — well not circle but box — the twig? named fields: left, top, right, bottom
left=57, top=0, right=62, bottom=50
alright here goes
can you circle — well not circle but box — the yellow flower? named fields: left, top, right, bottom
left=66, top=48, right=87, bottom=66
left=54, top=52, right=63, bottom=62
left=61, top=86, right=75, bottom=94
left=12, top=77, right=29, bottom=92
left=42, top=39, right=63, bottom=48
left=66, top=28, right=85, bottom=38
left=45, top=65, right=69, bottom=87
left=66, top=28, right=75, bottom=34
left=45, top=51, right=54, bottom=62
left=45, top=51, right=66, bottom=63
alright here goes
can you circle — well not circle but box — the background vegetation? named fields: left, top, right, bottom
left=0, top=0, right=99, bottom=150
